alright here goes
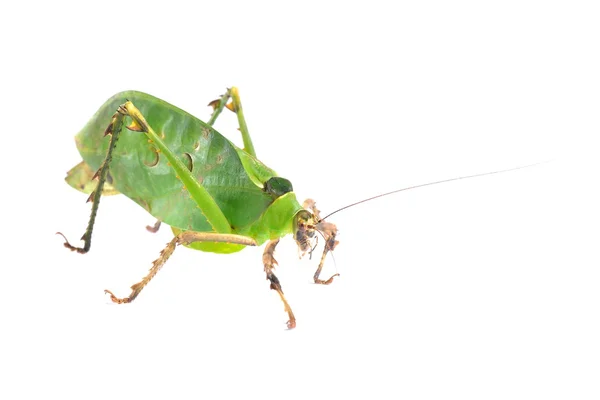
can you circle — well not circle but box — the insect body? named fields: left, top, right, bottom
left=60, top=88, right=337, bottom=329
left=60, top=88, right=534, bottom=329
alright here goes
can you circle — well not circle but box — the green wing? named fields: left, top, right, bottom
left=75, top=91, right=276, bottom=233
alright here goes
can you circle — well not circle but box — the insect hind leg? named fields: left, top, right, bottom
left=58, top=105, right=127, bottom=253
left=207, top=87, right=256, bottom=157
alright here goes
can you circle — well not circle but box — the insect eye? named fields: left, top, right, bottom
left=263, top=177, right=293, bottom=198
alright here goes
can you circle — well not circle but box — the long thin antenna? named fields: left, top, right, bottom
left=320, top=162, right=545, bottom=221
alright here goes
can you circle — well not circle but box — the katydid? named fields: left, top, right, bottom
left=59, top=87, right=532, bottom=329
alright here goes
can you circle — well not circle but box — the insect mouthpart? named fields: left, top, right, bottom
left=293, top=210, right=318, bottom=257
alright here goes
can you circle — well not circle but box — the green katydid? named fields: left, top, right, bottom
left=59, top=87, right=532, bottom=329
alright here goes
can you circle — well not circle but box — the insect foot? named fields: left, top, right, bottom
left=314, top=273, right=340, bottom=285
left=103, top=289, right=131, bottom=304
left=56, top=232, right=89, bottom=254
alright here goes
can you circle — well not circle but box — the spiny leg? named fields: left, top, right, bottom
left=105, top=236, right=178, bottom=304
left=301, top=199, right=340, bottom=284
left=263, top=239, right=296, bottom=329
left=58, top=105, right=126, bottom=253
left=105, top=232, right=258, bottom=304
left=207, top=87, right=256, bottom=157
left=206, top=89, right=231, bottom=127
left=104, top=231, right=297, bottom=329
left=313, top=221, right=340, bottom=285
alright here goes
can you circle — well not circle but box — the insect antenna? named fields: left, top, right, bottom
left=319, top=162, right=545, bottom=222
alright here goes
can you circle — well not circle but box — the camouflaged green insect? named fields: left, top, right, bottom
left=59, top=87, right=535, bottom=329
left=59, top=88, right=338, bottom=329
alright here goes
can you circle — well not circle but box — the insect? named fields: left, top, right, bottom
left=59, top=87, right=533, bottom=329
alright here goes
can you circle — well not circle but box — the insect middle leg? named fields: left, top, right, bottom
left=104, top=232, right=297, bottom=329
left=104, top=232, right=257, bottom=303
left=207, top=87, right=256, bottom=157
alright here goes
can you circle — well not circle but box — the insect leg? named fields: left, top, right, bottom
left=263, top=239, right=296, bottom=329
left=58, top=105, right=126, bottom=253
left=206, top=88, right=231, bottom=126
left=207, top=87, right=256, bottom=157
left=146, top=219, right=161, bottom=233
left=105, top=232, right=257, bottom=304
left=313, top=221, right=340, bottom=285
left=302, top=199, right=340, bottom=285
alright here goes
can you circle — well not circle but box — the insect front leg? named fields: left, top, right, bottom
left=263, top=239, right=296, bottom=329
left=207, top=87, right=256, bottom=157
left=313, top=221, right=340, bottom=285
left=105, top=232, right=257, bottom=304
left=58, top=105, right=127, bottom=253
left=302, top=199, right=340, bottom=285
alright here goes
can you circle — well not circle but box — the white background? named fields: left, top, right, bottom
left=1, top=1, right=599, bottom=399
